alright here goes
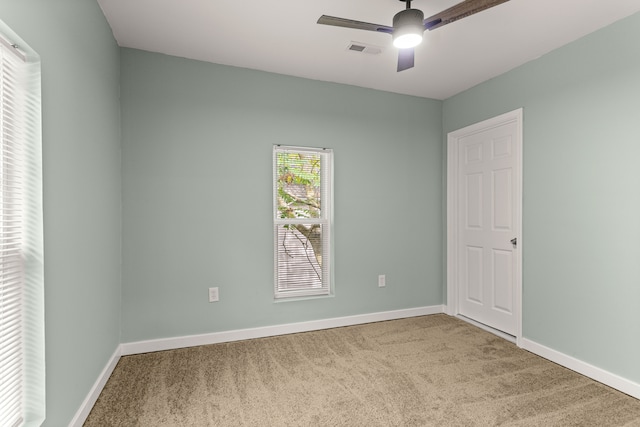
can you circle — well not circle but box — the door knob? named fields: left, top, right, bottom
left=510, top=238, right=517, bottom=247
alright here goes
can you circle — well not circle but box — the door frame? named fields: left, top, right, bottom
left=446, top=108, right=523, bottom=346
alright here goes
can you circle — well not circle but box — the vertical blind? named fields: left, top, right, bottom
left=273, top=146, right=332, bottom=299
left=0, top=37, right=26, bottom=427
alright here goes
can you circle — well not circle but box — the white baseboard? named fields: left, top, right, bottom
left=521, top=338, right=640, bottom=400
left=121, top=305, right=445, bottom=355
left=68, top=345, right=122, bottom=427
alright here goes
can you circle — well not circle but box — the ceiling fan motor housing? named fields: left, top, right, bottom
left=392, top=8, right=425, bottom=47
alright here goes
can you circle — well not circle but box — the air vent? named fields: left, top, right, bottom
left=346, top=42, right=382, bottom=55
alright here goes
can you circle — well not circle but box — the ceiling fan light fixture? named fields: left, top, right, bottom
left=392, top=8, right=424, bottom=49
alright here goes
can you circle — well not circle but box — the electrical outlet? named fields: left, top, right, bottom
left=378, top=274, right=386, bottom=288
left=208, top=287, right=219, bottom=302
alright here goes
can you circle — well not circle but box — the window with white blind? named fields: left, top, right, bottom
left=0, top=24, right=44, bottom=427
left=273, top=146, right=333, bottom=299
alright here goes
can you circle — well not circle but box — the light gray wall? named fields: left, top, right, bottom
left=120, top=48, right=443, bottom=342
left=443, top=12, right=640, bottom=384
left=0, top=1, right=122, bottom=425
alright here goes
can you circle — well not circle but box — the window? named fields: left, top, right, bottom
left=0, top=25, right=44, bottom=427
left=273, top=146, right=333, bottom=299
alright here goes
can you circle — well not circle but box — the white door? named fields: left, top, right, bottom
left=447, top=109, right=522, bottom=338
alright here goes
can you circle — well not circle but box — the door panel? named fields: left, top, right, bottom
left=465, top=173, right=483, bottom=229
left=492, top=249, right=513, bottom=313
left=492, top=168, right=512, bottom=230
left=465, top=246, right=483, bottom=304
left=457, top=120, right=519, bottom=335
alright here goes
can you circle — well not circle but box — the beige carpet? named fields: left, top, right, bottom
left=85, top=314, right=640, bottom=426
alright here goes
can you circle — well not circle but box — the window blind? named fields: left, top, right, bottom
left=0, top=37, right=26, bottom=427
left=273, top=146, right=332, bottom=299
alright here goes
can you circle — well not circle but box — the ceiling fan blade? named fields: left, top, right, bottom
left=424, top=0, right=510, bottom=30
left=317, top=15, right=393, bottom=34
left=397, top=48, right=415, bottom=72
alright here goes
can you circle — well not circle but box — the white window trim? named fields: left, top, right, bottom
left=273, top=145, right=333, bottom=300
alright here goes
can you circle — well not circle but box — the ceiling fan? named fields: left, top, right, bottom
left=317, top=0, right=510, bottom=72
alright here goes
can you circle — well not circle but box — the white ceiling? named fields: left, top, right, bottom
left=97, top=0, right=640, bottom=100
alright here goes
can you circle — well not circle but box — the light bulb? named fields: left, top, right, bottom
left=393, top=33, right=423, bottom=49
